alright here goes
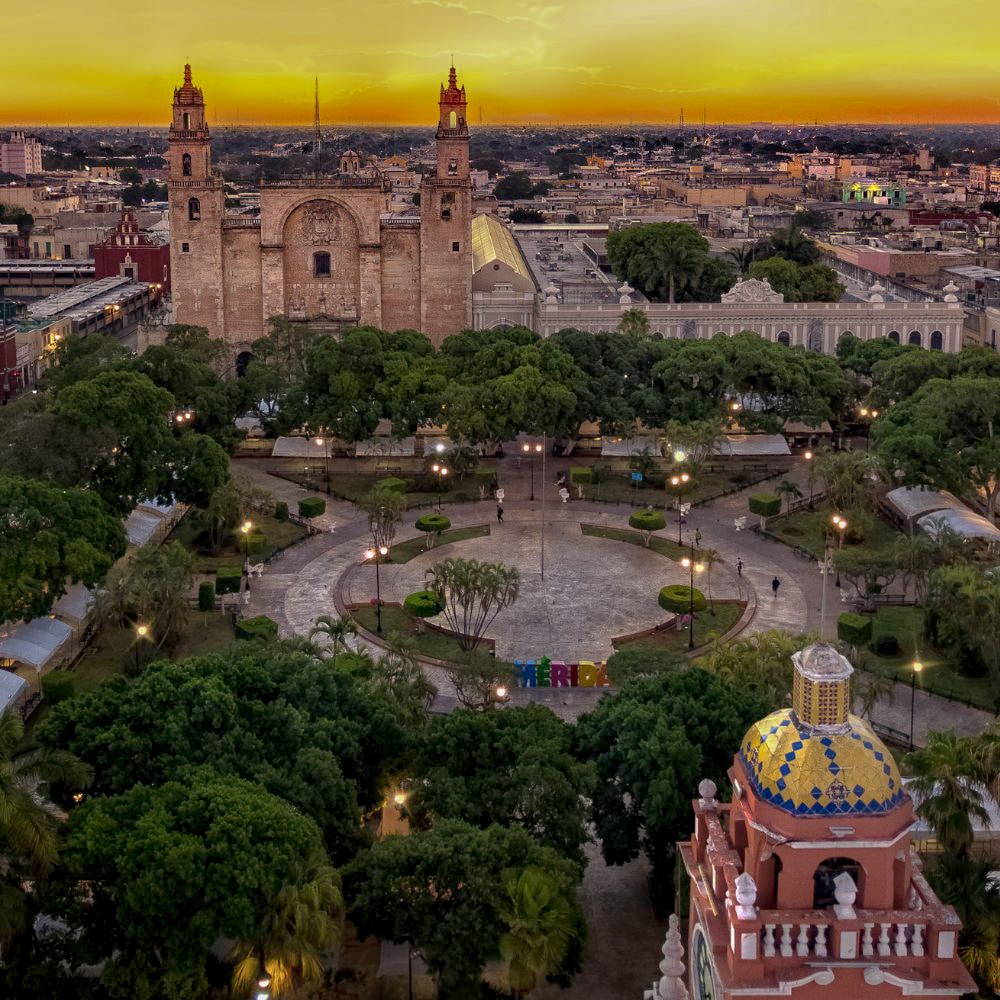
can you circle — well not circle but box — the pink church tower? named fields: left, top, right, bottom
left=679, top=642, right=975, bottom=1000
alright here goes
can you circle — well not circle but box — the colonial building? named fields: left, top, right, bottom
left=167, top=65, right=472, bottom=354
left=94, top=210, right=170, bottom=293
left=678, top=643, right=975, bottom=1000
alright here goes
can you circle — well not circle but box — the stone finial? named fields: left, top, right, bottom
left=833, top=871, right=858, bottom=918
left=698, top=778, right=718, bottom=809
left=618, top=282, right=635, bottom=304
left=653, top=914, right=689, bottom=1000
left=544, top=283, right=560, bottom=304
left=734, top=872, right=758, bottom=919
left=943, top=281, right=959, bottom=302
left=869, top=282, right=885, bottom=303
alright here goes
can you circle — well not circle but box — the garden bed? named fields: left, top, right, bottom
left=764, top=502, right=901, bottom=560
left=388, top=525, right=490, bottom=564
left=577, top=467, right=783, bottom=507
left=169, top=511, right=307, bottom=574
left=581, top=523, right=711, bottom=562
left=278, top=470, right=495, bottom=506
left=612, top=601, right=745, bottom=655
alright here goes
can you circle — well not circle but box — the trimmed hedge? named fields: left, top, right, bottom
left=377, top=476, right=407, bottom=494
left=629, top=509, right=667, bottom=533
left=41, top=671, right=75, bottom=705
left=838, top=612, right=873, bottom=648
left=659, top=584, right=707, bottom=615
left=869, top=634, right=901, bottom=656
left=274, top=501, right=289, bottom=522
left=404, top=590, right=445, bottom=618
left=215, top=565, right=243, bottom=595
left=298, top=497, right=326, bottom=519
left=569, top=466, right=593, bottom=484
left=748, top=493, right=781, bottom=518
left=198, top=581, right=216, bottom=612
left=235, top=615, right=278, bottom=642
left=415, top=514, right=451, bottom=534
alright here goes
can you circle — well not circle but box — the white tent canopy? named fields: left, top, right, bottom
left=885, top=486, right=966, bottom=526
left=717, top=434, right=791, bottom=457
left=52, top=583, right=94, bottom=628
left=0, top=618, right=73, bottom=671
left=125, top=509, right=161, bottom=547
left=918, top=509, right=1000, bottom=542
left=0, top=671, right=28, bottom=716
left=600, top=435, right=661, bottom=458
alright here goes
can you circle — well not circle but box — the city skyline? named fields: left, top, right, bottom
left=6, top=0, right=1000, bottom=126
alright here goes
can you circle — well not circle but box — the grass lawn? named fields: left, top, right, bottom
left=857, top=605, right=995, bottom=711
left=171, top=613, right=236, bottom=660
left=388, top=525, right=490, bottom=564
left=581, top=523, right=712, bottom=562
left=350, top=604, right=512, bottom=667
left=766, top=502, right=901, bottom=559
left=613, top=601, right=745, bottom=655
left=170, top=512, right=307, bottom=574
left=577, top=468, right=779, bottom=507
left=287, top=470, right=495, bottom=506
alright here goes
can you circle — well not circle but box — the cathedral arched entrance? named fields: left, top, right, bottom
left=282, top=199, right=362, bottom=325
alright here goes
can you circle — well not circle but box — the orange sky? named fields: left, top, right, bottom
left=6, top=0, right=1000, bottom=126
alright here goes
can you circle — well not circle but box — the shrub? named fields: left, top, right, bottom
left=215, top=565, right=243, bottom=595
left=569, top=466, right=593, bottom=484
left=869, top=634, right=901, bottom=656
left=298, top=497, right=326, bottom=519
left=837, top=612, right=873, bottom=648
left=41, top=671, right=75, bottom=705
left=748, top=494, right=781, bottom=518
left=658, top=584, right=707, bottom=615
left=377, top=476, right=407, bottom=494
left=415, top=514, right=451, bottom=547
left=404, top=590, right=445, bottom=618
left=235, top=615, right=278, bottom=641
left=198, top=581, right=216, bottom=612
left=274, top=501, right=289, bottom=522
left=629, top=509, right=666, bottom=533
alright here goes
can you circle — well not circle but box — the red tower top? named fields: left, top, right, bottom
left=437, top=64, right=467, bottom=135
left=173, top=63, right=205, bottom=108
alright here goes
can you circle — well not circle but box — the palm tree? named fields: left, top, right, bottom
left=701, top=549, right=722, bottom=611
left=309, top=615, right=357, bottom=667
left=854, top=668, right=896, bottom=720
left=726, top=243, right=758, bottom=276
left=906, top=731, right=990, bottom=857
left=500, top=867, right=573, bottom=999
left=231, top=853, right=344, bottom=997
left=775, top=479, right=803, bottom=514
left=656, top=239, right=703, bottom=303
left=369, top=639, right=437, bottom=725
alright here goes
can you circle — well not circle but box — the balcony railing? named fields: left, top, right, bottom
left=755, top=911, right=938, bottom=961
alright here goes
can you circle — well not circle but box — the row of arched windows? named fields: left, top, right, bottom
left=772, top=329, right=944, bottom=350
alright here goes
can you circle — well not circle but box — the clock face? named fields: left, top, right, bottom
left=691, top=925, right=717, bottom=1000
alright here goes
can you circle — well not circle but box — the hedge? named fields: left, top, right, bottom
left=41, top=671, right=75, bottom=705
left=215, top=565, right=243, bottom=595
left=838, top=612, right=873, bottom=648
left=569, top=466, right=593, bottom=484
left=236, top=615, right=279, bottom=642
left=298, top=497, right=326, bottom=519
left=274, top=501, right=289, bottom=522
left=404, top=590, right=445, bottom=618
left=629, top=509, right=667, bottom=533
left=748, top=494, right=781, bottom=518
left=415, top=514, right=451, bottom=534
left=198, top=581, right=216, bottom=612
left=377, top=476, right=407, bottom=494
left=659, top=584, right=707, bottom=615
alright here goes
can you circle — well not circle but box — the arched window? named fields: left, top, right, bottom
left=813, top=857, right=864, bottom=909
left=908, top=330, right=922, bottom=346
left=313, top=251, right=331, bottom=277
left=182, top=153, right=192, bottom=177
left=449, top=110, right=457, bottom=129
left=840, top=331, right=853, bottom=341
left=182, top=112, right=190, bottom=130
left=188, top=197, right=200, bottom=221
left=235, top=351, right=253, bottom=378
left=887, top=330, right=900, bottom=344
left=808, top=329, right=823, bottom=352
left=930, top=330, right=943, bottom=351
left=777, top=331, right=791, bottom=347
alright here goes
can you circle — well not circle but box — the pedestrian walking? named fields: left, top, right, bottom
left=497, top=504, right=504, bottom=524
left=772, top=575, right=780, bottom=598
left=737, top=558, right=743, bottom=577
left=695, top=528, right=702, bottom=547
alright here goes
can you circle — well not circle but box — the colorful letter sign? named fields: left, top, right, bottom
left=514, top=655, right=612, bottom=688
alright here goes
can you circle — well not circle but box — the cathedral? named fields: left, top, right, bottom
left=167, top=64, right=472, bottom=355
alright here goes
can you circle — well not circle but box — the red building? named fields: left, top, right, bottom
left=680, top=642, right=975, bottom=1000
left=93, top=210, right=170, bottom=293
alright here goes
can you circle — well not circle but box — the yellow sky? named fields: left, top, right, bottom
left=6, top=0, right=1000, bottom=125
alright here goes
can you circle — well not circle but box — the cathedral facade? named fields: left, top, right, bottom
left=167, top=65, right=472, bottom=354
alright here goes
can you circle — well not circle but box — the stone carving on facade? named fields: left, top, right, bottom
left=682, top=318, right=698, bottom=340
left=721, top=277, right=784, bottom=304
left=304, top=201, right=342, bottom=245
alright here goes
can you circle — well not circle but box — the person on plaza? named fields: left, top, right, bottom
left=772, top=575, right=781, bottom=597
left=737, top=558, right=744, bottom=577
left=497, top=504, right=504, bottom=524
left=695, top=528, right=702, bottom=547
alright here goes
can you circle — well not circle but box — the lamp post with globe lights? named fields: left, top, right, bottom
left=255, top=974, right=272, bottom=1000
left=431, top=463, right=448, bottom=511
left=803, top=449, right=815, bottom=508
left=522, top=441, right=542, bottom=500
left=909, top=660, right=923, bottom=750
left=365, top=545, right=389, bottom=633
left=831, top=514, right=847, bottom=587
left=680, top=553, right=705, bottom=650
left=314, top=435, right=330, bottom=493
left=669, top=471, right=691, bottom=544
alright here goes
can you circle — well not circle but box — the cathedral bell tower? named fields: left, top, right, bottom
left=167, top=64, right=225, bottom=336
left=419, top=63, right=473, bottom=342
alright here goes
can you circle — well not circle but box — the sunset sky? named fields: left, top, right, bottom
left=6, top=0, right=1000, bottom=126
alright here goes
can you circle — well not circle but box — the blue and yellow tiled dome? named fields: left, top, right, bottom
left=738, top=643, right=905, bottom=817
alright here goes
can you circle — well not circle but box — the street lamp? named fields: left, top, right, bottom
left=670, top=473, right=691, bottom=543
left=256, top=974, right=272, bottom=1000
left=804, top=450, right=815, bottom=508
left=365, top=545, right=389, bottom=633
left=521, top=441, right=542, bottom=500
left=909, top=660, right=923, bottom=750
left=240, top=519, right=253, bottom=576
left=494, top=682, right=510, bottom=704
left=133, top=622, right=151, bottom=670
left=431, top=463, right=448, bottom=511
left=831, top=514, right=847, bottom=587
left=680, top=554, right=705, bottom=650
left=314, top=436, right=330, bottom=494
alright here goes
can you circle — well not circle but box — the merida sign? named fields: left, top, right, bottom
left=514, top=656, right=612, bottom=688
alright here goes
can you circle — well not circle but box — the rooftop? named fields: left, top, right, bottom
left=471, top=213, right=532, bottom=282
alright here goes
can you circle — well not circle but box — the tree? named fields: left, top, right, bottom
left=748, top=256, right=843, bottom=302
left=814, top=448, right=879, bottom=513
left=365, top=638, right=437, bottom=726
left=756, top=225, right=819, bottom=265
left=408, top=705, right=592, bottom=863
left=661, top=419, right=723, bottom=472
left=606, top=222, right=711, bottom=303
left=424, top=557, right=520, bottom=651
left=356, top=484, right=407, bottom=552
left=832, top=547, right=898, bottom=611
left=854, top=668, right=896, bottom=721
left=726, top=243, right=758, bottom=276
left=617, top=306, right=650, bottom=339
left=308, top=614, right=356, bottom=666
left=696, top=630, right=803, bottom=714
left=230, top=850, right=344, bottom=998
left=906, top=732, right=990, bottom=857
left=344, top=820, right=582, bottom=998
left=203, top=475, right=271, bottom=553
left=891, top=532, right=938, bottom=605
left=494, top=171, right=537, bottom=200
left=0, top=474, right=127, bottom=623
left=628, top=508, right=666, bottom=547
left=510, top=208, right=545, bottom=223
left=500, top=867, right=574, bottom=999
left=775, top=478, right=803, bottom=513
left=575, top=668, right=768, bottom=886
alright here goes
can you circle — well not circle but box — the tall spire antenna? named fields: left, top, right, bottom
left=313, top=77, right=322, bottom=168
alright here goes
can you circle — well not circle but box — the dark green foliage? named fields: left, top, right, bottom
left=403, top=590, right=445, bottom=618
left=869, top=634, right=901, bottom=656
left=376, top=476, right=407, bottom=494
left=658, top=585, right=707, bottom=614
left=414, top=514, right=451, bottom=535
left=41, top=672, right=75, bottom=705
left=748, top=256, right=843, bottom=302
left=298, top=496, right=326, bottom=518
left=197, top=581, right=215, bottom=612
left=748, top=493, right=781, bottom=518
left=235, top=615, right=278, bottom=642
left=837, top=612, right=873, bottom=648
left=241, top=529, right=266, bottom=555
left=605, top=647, right=684, bottom=685
left=628, top=509, right=666, bottom=533
left=273, top=500, right=289, bottom=522
left=569, top=466, right=593, bottom=484
left=214, top=565, right=242, bottom=595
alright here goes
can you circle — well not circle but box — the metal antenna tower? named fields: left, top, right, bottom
left=313, top=77, right=322, bottom=166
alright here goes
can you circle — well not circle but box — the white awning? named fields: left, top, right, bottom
left=0, top=670, right=28, bottom=716
left=0, top=618, right=73, bottom=670
left=125, top=509, right=161, bottom=547
left=717, top=434, right=791, bottom=457
left=52, top=583, right=94, bottom=627
left=885, top=486, right=966, bottom=522
left=918, top=509, right=1000, bottom=542
left=354, top=436, right=417, bottom=457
